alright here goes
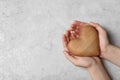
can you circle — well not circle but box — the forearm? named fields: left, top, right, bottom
left=88, top=62, right=110, bottom=80
left=101, top=44, right=120, bottom=67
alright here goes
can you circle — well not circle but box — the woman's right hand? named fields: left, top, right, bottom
left=89, top=22, right=110, bottom=58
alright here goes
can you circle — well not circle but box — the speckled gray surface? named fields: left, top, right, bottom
left=0, top=0, right=120, bottom=80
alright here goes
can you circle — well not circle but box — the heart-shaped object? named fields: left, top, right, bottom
left=67, top=25, right=100, bottom=57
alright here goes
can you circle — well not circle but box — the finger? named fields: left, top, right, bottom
left=71, top=21, right=81, bottom=32
left=73, top=20, right=81, bottom=25
left=70, top=21, right=80, bottom=40
left=75, top=29, right=80, bottom=34
left=74, top=33, right=79, bottom=38
left=73, top=20, right=80, bottom=23
left=70, top=24, right=76, bottom=31
left=62, top=35, right=68, bottom=51
left=73, top=30, right=78, bottom=35
left=79, top=22, right=87, bottom=27
left=62, top=35, right=67, bottom=47
left=71, top=21, right=78, bottom=31
left=67, top=30, right=72, bottom=41
left=64, top=51, right=77, bottom=63
left=68, top=30, right=73, bottom=40
left=71, top=31, right=76, bottom=39
left=70, top=31, right=73, bottom=39
left=69, top=35, right=72, bottom=41
left=76, top=26, right=80, bottom=30
left=72, top=56, right=80, bottom=59
left=73, top=30, right=80, bottom=38
left=89, top=22, right=99, bottom=28
left=89, top=22, right=104, bottom=32
left=65, top=30, right=70, bottom=42
left=72, top=20, right=82, bottom=29
left=71, top=31, right=78, bottom=38
left=70, top=26, right=79, bottom=37
left=71, top=33, right=75, bottom=39
left=68, top=30, right=71, bottom=41
left=70, top=21, right=77, bottom=30
left=69, top=25, right=73, bottom=31
left=73, top=30, right=79, bottom=38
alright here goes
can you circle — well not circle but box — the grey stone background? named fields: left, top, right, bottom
left=0, top=0, right=120, bottom=80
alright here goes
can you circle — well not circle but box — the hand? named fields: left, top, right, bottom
left=62, top=21, right=101, bottom=68
left=62, top=21, right=111, bottom=80
left=89, top=22, right=110, bottom=57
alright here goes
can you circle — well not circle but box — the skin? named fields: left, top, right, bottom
left=62, top=21, right=110, bottom=80
left=89, top=22, right=120, bottom=67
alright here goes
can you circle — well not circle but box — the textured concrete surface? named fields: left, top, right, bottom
left=0, top=0, right=120, bottom=80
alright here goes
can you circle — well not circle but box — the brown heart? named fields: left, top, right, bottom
left=67, top=25, right=100, bottom=57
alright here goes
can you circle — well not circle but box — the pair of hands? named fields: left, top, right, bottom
left=62, top=21, right=110, bottom=68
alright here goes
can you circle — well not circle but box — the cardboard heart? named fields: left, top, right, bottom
left=67, top=25, right=100, bottom=57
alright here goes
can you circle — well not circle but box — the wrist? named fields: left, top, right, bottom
left=87, top=62, right=102, bottom=72
left=87, top=59, right=102, bottom=71
left=87, top=60, right=111, bottom=80
left=100, top=44, right=113, bottom=58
